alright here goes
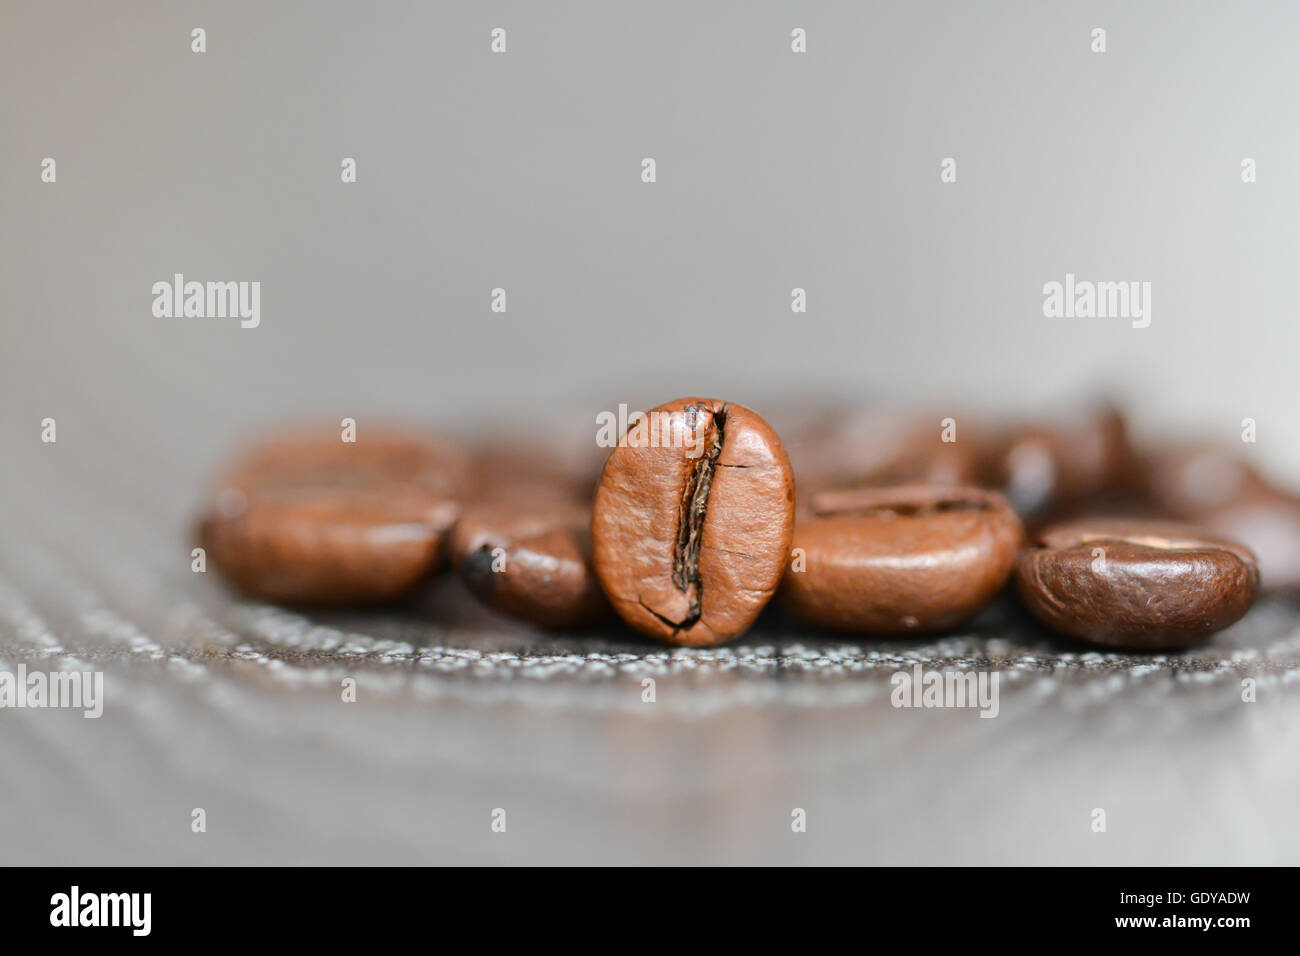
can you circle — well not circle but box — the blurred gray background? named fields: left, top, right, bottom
left=3, top=1, right=1300, bottom=867
left=4, top=0, right=1300, bottom=480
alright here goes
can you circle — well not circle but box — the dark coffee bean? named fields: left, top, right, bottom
left=982, top=404, right=1132, bottom=529
left=200, top=427, right=469, bottom=603
left=1016, top=518, right=1259, bottom=649
left=453, top=497, right=608, bottom=628
left=591, top=397, right=794, bottom=646
left=780, top=484, right=1023, bottom=634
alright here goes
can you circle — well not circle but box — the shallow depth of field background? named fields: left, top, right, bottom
left=4, top=0, right=1300, bottom=489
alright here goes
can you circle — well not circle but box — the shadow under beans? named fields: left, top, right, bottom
left=225, top=567, right=1300, bottom=672
left=751, top=588, right=1067, bottom=651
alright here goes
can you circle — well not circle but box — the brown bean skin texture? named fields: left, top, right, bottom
left=780, top=484, right=1023, bottom=634
left=1139, top=444, right=1300, bottom=593
left=200, top=427, right=469, bottom=604
left=453, top=498, right=608, bottom=629
left=1016, top=518, right=1259, bottom=650
left=448, top=495, right=588, bottom=570
left=591, top=397, right=795, bottom=647
left=460, top=527, right=609, bottom=629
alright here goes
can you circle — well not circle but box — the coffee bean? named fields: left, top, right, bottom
left=1140, top=444, right=1300, bottom=592
left=1199, top=493, right=1300, bottom=594
left=200, top=427, right=470, bottom=603
left=449, top=494, right=586, bottom=568
left=453, top=497, right=608, bottom=628
left=1016, top=518, right=1259, bottom=649
left=467, top=435, right=604, bottom=504
left=591, top=397, right=794, bottom=646
left=788, top=407, right=986, bottom=503
left=780, top=484, right=1023, bottom=634
left=1140, top=443, right=1270, bottom=517
left=981, top=404, right=1132, bottom=529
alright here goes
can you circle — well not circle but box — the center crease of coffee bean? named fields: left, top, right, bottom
left=671, top=404, right=726, bottom=627
left=817, top=500, right=990, bottom=519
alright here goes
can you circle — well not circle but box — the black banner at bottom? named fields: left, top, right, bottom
left=5, top=866, right=1286, bottom=942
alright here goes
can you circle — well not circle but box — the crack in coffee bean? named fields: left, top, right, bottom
left=591, top=397, right=794, bottom=647
left=809, top=484, right=1002, bottom=521
left=815, top=499, right=991, bottom=519
left=671, top=404, right=725, bottom=626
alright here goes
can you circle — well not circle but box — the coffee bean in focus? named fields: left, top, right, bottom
left=1016, top=518, right=1259, bottom=649
left=591, top=397, right=795, bottom=647
left=780, top=484, right=1023, bottom=634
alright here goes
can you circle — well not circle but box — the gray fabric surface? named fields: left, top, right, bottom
left=3, top=450, right=1299, bottom=865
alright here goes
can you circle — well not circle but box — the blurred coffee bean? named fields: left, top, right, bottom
left=981, top=403, right=1132, bottom=529
left=455, top=498, right=608, bottom=629
left=780, top=484, right=1023, bottom=634
left=789, top=407, right=988, bottom=509
left=200, top=426, right=470, bottom=603
left=1016, top=518, right=1259, bottom=649
left=1141, top=443, right=1300, bottom=592
left=468, top=435, right=605, bottom=503
left=1141, top=443, right=1271, bottom=517
left=1199, top=493, right=1300, bottom=594
left=449, top=495, right=586, bottom=568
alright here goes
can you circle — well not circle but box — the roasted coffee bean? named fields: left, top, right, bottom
left=467, top=435, right=605, bottom=504
left=780, top=484, right=1023, bottom=634
left=1016, top=518, right=1259, bottom=649
left=591, top=397, right=795, bottom=646
left=200, top=426, right=470, bottom=603
left=788, top=407, right=986, bottom=505
left=453, top=497, right=608, bottom=628
left=981, top=404, right=1132, bottom=529
left=1198, top=493, right=1300, bottom=594
left=1140, top=443, right=1271, bottom=517
left=449, top=495, right=586, bottom=568
left=1140, top=444, right=1300, bottom=592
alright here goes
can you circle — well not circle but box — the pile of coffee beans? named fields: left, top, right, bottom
left=199, top=397, right=1297, bottom=650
